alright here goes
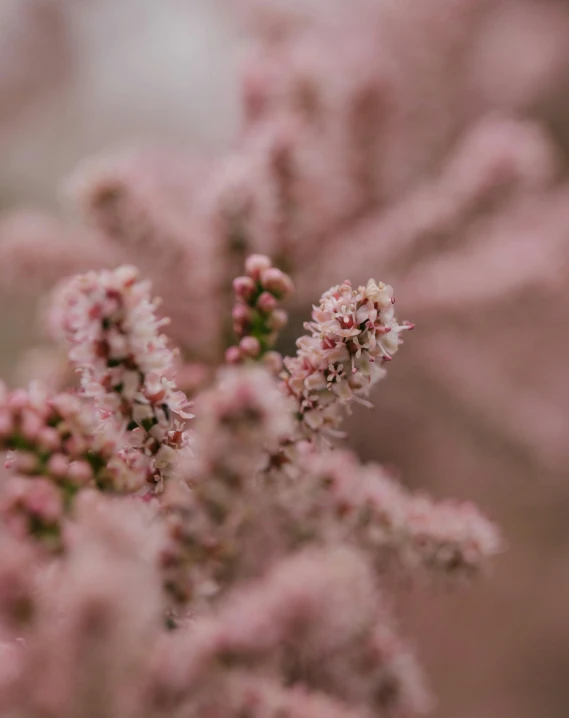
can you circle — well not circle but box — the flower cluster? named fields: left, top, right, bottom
left=0, top=382, right=145, bottom=494
left=164, top=547, right=431, bottom=717
left=152, top=360, right=500, bottom=619
left=50, top=265, right=192, bottom=491
left=158, top=366, right=294, bottom=612
left=1, top=0, right=568, bottom=711
left=0, top=258, right=501, bottom=718
left=283, top=278, right=413, bottom=440
left=226, top=253, right=294, bottom=368
left=0, top=381, right=147, bottom=551
left=295, top=449, right=502, bottom=577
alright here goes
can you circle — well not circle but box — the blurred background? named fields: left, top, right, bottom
left=2, top=1, right=569, bottom=716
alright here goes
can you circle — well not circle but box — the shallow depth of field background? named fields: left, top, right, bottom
left=2, top=1, right=569, bottom=716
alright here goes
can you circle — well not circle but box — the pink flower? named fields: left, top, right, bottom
left=282, top=278, right=412, bottom=441
left=50, top=266, right=193, bottom=491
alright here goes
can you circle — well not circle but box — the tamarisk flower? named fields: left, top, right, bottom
left=291, top=449, right=502, bottom=578
left=51, top=266, right=193, bottom=492
left=157, top=362, right=499, bottom=622
left=159, top=366, right=293, bottom=610
left=192, top=365, right=293, bottom=479
left=0, top=495, right=164, bottom=718
left=0, top=477, right=64, bottom=552
left=157, top=547, right=430, bottom=717
left=226, top=253, right=293, bottom=369
left=0, top=381, right=147, bottom=549
left=282, top=278, right=412, bottom=440
left=0, top=382, right=146, bottom=496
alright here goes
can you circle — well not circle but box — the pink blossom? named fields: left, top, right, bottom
left=299, top=449, right=502, bottom=577
left=282, top=279, right=412, bottom=441
left=227, top=254, right=294, bottom=365
left=51, top=266, right=193, bottom=492
left=0, top=244, right=501, bottom=717
left=0, top=382, right=147, bottom=503
left=0, top=476, right=63, bottom=551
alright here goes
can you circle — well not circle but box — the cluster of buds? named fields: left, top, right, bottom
left=297, top=450, right=502, bottom=577
left=0, top=476, right=64, bottom=552
left=0, top=382, right=146, bottom=496
left=50, top=266, right=193, bottom=492
left=282, top=279, right=413, bottom=440
left=0, top=382, right=148, bottom=551
left=0, top=250, right=503, bottom=718
left=225, top=254, right=294, bottom=368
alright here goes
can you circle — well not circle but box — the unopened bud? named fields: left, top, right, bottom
left=256, top=291, right=278, bottom=313
left=245, top=254, right=272, bottom=280
left=225, top=346, right=242, bottom=365
left=233, top=276, right=256, bottom=301
left=239, top=336, right=262, bottom=358
left=47, top=453, right=69, bottom=478
left=260, top=267, right=294, bottom=298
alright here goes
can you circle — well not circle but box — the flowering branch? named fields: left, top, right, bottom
left=226, top=253, right=294, bottom=367
left=0, top=257, right=501, bottom=718
left=282, top=278, right=413, bottom=441
left=294, top=449, right=502, bottom=578
left=0, top=382, right=145, bottom=496
left=0, top=382, right=146, bottom=551
left=50, top=266, right=193, bottom=492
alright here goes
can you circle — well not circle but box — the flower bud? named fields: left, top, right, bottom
left=67, top=461, right=94, bottom=486
left=256, top=291, right=278, bottom=314
left=245, top=254, right=273, bottom=280
left=233, top=276, right=256, bottom=301
left=260, top=267, right=294, bottom=298
left=225, top=346, right=242, bottom=365
left=47, top=453, right=69, bottom=478
left=37, top=427, right=61, bottom=452
left=232, top=303, right=252, bottom=324
left=239, top=336, right=261, bottom=358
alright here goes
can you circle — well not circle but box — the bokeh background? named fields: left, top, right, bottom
left=2, top=1, right=569, bottom=716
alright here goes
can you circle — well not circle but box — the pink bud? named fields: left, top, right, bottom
left=256, top=291, right=278, bottom=313
left=225, top=346, right=242, bottom=365
left=20, top=411, right=43, bottom=441
left=232, top=303, right=252, bottom=324
left=37, top=427, right=61, bottom=452
left=260, top=268, right=294, bottom=298
left=233, top=276, right=256, bottom=301
left=67, top=461, right=93, bottom=486
left=245, top=254, right=272, bottom=280
left=10, top=452, right=38, bottom=474
left=239, top=336, right=261, bottom=358
left=65, top=434, right=87, bottom=456
left=47, top=454, right=69, bottom=478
